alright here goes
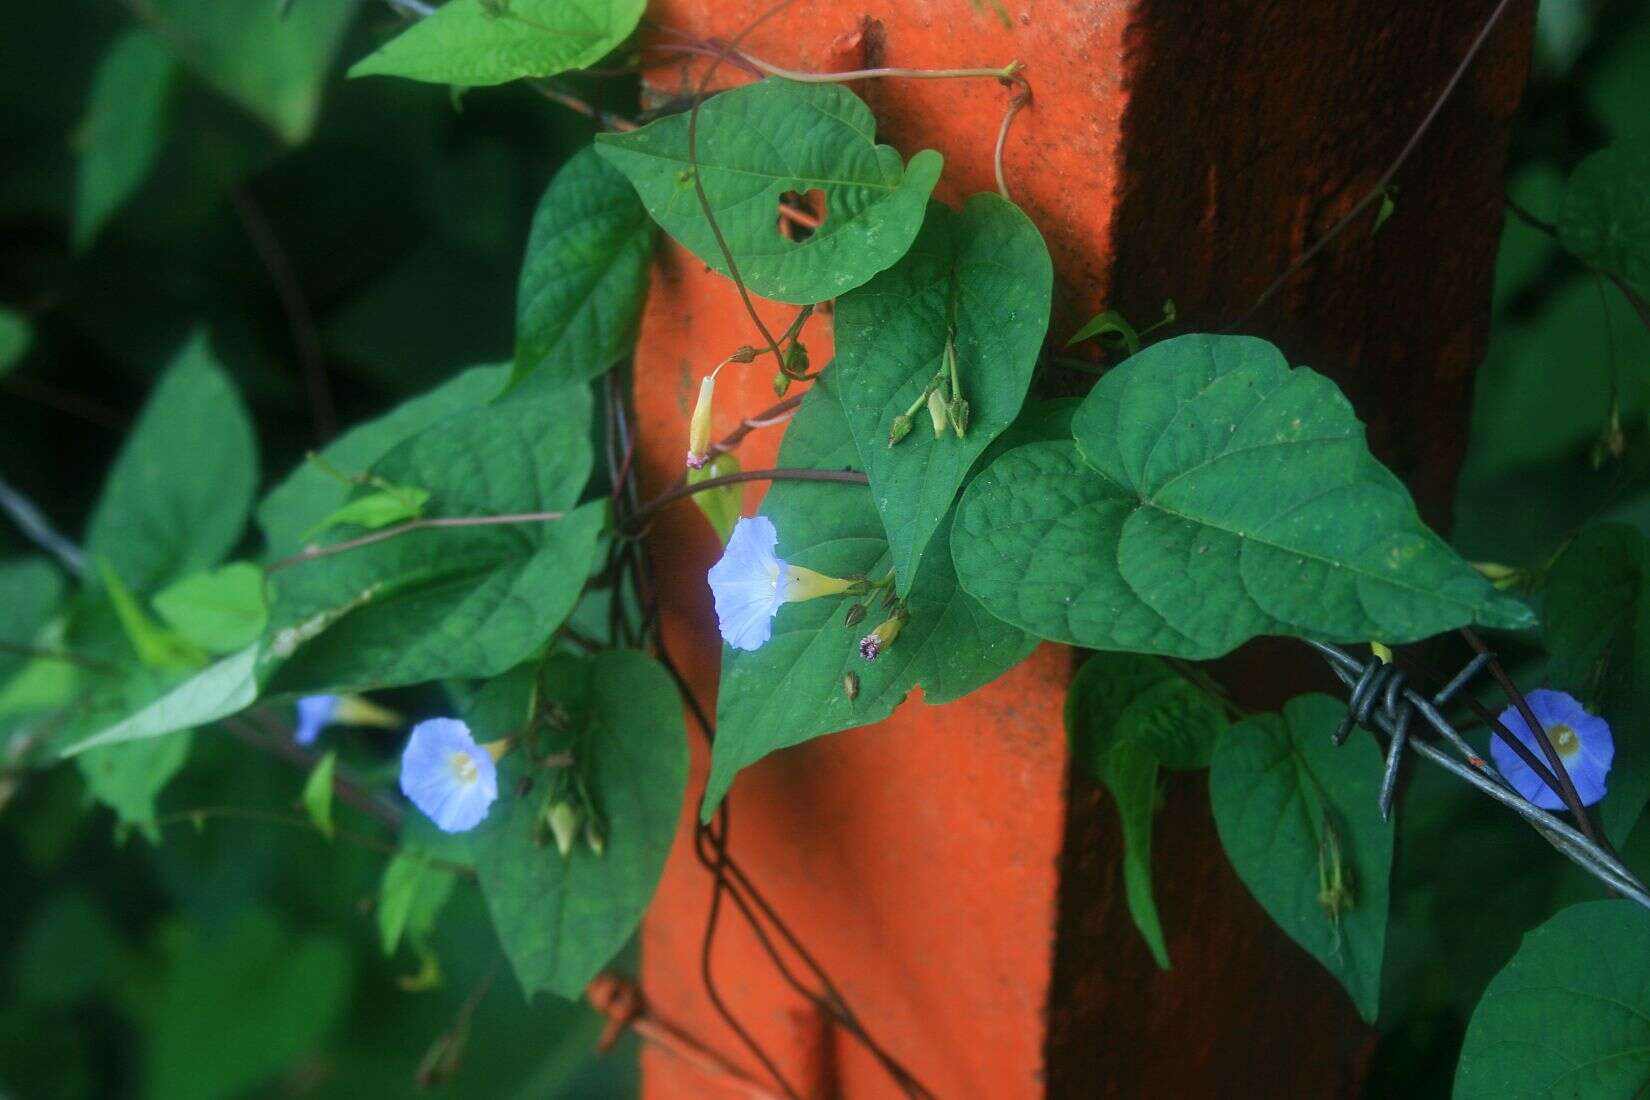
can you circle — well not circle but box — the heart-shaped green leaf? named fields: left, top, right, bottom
left=953, top=334, right=1533, bottom=658
left=1455, top=900, right=1650, bottom=1098
left=834, top=194, right=1052, bottom=591
left=596, top=79, right=942, bottom=304
left=1558, top=147, right=1650, bottom=294
left=349, top=0, right=644, bottom=87
left=260, top=386, right=602, bottom=693
left=1210, top=693, right=1391, bottom=1023
left=468, top=652, right=687, bottom=999
left=701, top=372, right=1035, bottom=820
left=513, top=146, right=655, bottom=392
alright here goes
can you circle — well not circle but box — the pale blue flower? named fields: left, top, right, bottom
left=294, top=694, right=340, bottom=746
left=399, top=718, right=498, bottom=833
left=1489, top=689, right=1613, bottom=810
left=707, top=516, right=855, bottom=651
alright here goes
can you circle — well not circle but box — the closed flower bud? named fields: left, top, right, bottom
left=547, top=800, right=583, bottom=858
left=843, top=672, right=860, bottom=701
left=584, top=817, right=606, bottom=857
left=730, top=345, right=758, bottom=363
left=927, top=389, right=948, bottom=437
left=948, top=396, right=971, bottom=437
left=772, top=370, right=792, bottom=397
left=686, top=374, right=717, bottom=469
left=844, top=603, right=867, bottom=627
left=784, top=339, right=810, bottom=377
left=888, top=413, right=913, bottom=447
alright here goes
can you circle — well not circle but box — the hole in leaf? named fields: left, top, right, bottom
left=777, top=188, right=826, bottom=242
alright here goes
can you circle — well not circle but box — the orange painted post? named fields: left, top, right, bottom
left=628, top=2, right=1534, bottom=1096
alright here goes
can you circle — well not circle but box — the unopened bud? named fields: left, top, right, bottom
left=843, top=672, right=860, bottom=701
left=1471, top=561, right=1525, bottom=591
left=584, top=818, right=606, bottom=857
left=547, top=801, right=583, bottom=858
left=772, top=370, right=792, bottom=397
left=927, top=389, right=948, bottom=437
left=844, top=603, right=867, bottom=627
left=686, top=374, right=716, bottom=469
left=948, top=397, right=971, bottom=437
left=730, top=345, right=757, bottom=363
left=888, top=414, right=912, bottom=446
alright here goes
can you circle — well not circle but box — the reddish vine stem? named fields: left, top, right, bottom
left=1228, top=0, right=1517, bottom=330
left=1504, top=195, right=1650, bottom=333
left=1458, top=627, right=1610, bottom=854
left=264, top=510, right=568, bottom=573
left=629, top=467, right=867, bottom=531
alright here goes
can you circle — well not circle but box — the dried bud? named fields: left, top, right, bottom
left=730, top=344, right=758, bottom=363
left=888, top=414, right=912, bottom=447
left=948, top=397, right=971, bottom=437
left=844, top=603, right=867, bottom=627
left=843, top=672, right=860, bottom=701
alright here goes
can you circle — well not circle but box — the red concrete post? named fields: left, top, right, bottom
left=627, top=2, right=1533, bottom=1096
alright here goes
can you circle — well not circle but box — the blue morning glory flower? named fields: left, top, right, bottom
left=1488, top=688, right=1613, bottom=810
left=399, top=718, right=499, bottom=833
left=707, top=516, right=855, bottom=651
left=294, top=694, right=340, bottom=745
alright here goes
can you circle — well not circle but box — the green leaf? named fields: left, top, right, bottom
left=136, top=0, right=355, bottom=142
left=259, top=364, right=509, bottom=560
left=513, top=146, right=655, bottom=392
left=469, top=651, right=687, bottom=999
left=349, top=0, right=645, bottom=87
left=0, top=308, right=30, bottom=376
left=1455, top=900, right=1650, bottom=1098
left=378, top=847, right=458, bottom=957
left=1558, top=147, right=1650, bottom=294
left=1066, top=309, right=1140, bottom=354
left=1544, top=524, right=1650, bottom=844
left=152, top=562, right=268, bottom=654
left=1066, top=656, right=1228, bottom=968
left=702, top=373, right=1036, bottom=819
left=73, top=30, right=174, bottom=250
left=0, top=558, right=66, bottom=684
left=834, top=194, right=1052, bottom=590
left=86, top=333, right=257, bottom=596
left=62, top=646, right=258, bottom=756
left=953, top=334, right=1534, bottom=659
left=1209, top=694, right=1392, bottom=1022
left=301, top=749, right=337, bottom=839
left=596, top=79, right=943, bottom=304
left=72, top=671, right=197, bottom=837
left=260, top=387, right=602, bottom=694
left=98, top=560, right=207, bottom=672
left=305, top=487, right=430, bottom=539
left=687, top=452, right=742, bottom=544
left=139, top=914, right=352, bottom=1100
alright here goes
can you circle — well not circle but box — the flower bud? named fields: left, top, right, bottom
left=888, top=414, right=912, bottom=447
left=547, top=800, right=583, bottom=858
left=784, top=339, right=810, bottom=377
left=948, top=397, right=971, bottom=437
left=730, top=345, right=758, bottom=363
left=584, top=817, right=606, bottom=857
left=844, top=603, right=867, bottom=627
left=686, top=374, right=716, bottom=469
left=772, top=370, right=792, bottom=397
left=927, top=389, right=948, bottom=437
left=843, top=672, right=860, bottom=701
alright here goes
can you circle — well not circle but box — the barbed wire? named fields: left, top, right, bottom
left=1306, top=639, right=1650, bottom=909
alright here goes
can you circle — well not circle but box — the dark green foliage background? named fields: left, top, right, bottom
left=0, top=2, right=638, bottom=1095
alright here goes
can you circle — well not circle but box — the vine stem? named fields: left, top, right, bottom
left=1228, top=0, right=1517, bottom=329
left=724, top=47, right=1019, bottom=83
left=994, top=77, right=1032, bottom=201
left=629, top=467, right=868, bottom=531
left=1504, top=195, right=1650, bottom=334
left=264, top=510, right=568, bottom=573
